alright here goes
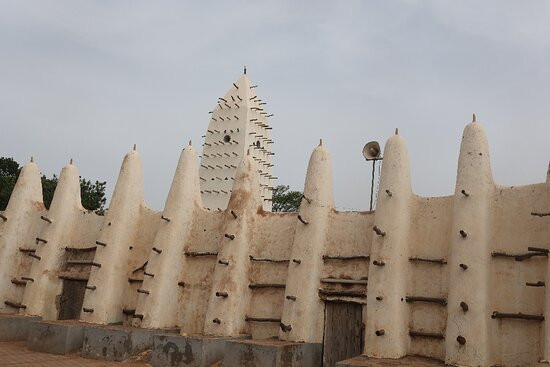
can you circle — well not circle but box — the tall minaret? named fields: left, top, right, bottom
left=200, top=68, right=274, bottom=211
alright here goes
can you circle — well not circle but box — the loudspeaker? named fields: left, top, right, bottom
left=362, top=141, right=381, bottom=160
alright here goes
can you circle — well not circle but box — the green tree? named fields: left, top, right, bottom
left=0, top=157, right=107, bottom=211
left=0, top=157, right=20, bottom=177
left=272, top=185, right=302, bottom=212
left=0, top=157, right=21, bottom=210
left=78, top=178, right=107, bottom=211
left=41, top=174, right=57, bottom=210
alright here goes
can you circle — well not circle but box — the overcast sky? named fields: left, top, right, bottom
left=1, top=1, right=549, bottom=211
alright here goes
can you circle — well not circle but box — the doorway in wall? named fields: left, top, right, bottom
left=58, top=279, right=87, bottom=320
left=57, top=247, right=97, bottom=320
left=323, top=301, right=364, bottom=367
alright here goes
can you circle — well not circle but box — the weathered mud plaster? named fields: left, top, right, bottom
left=0, top=161, right=45, bottom=313
left=279, top=141, right=334, bottom=343
left=175, top=209, right=225, bottom=334
left=364, top=132, right=413, bottom=358
left=445, top=121, right=493, bottom=366
left=203, top=154, right=262, bottom=336
left=22, top=162, right=89, bottom=319
left=3, top=112, right=550, bottom=366
left=200, top=74, right=274, bottom=211
left=81, top=148, right=158, bottom=324
left=134, top=143, right=203, bottom=328
left=545, top=187, right=550, bottom=362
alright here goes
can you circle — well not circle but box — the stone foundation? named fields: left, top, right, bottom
left=82, top=324, right=179, bottom=361
left=223, top=338, right=322, bottom=367
left=26, top=320, right=89, bottom=355
left=0, top=313, right=41, bottom=341
left=151, top=333, right=250, bottom=367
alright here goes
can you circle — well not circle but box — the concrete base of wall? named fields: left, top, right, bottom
left=336, top=355, right=444, bottom=366
left=27, top=320, right=90, bottom=355
left=82, top=325, right=179, bottom=361
left=151, top=333, right=250, bottom=367
left=223, top=339, right=322, bottom=367
left=0, top=313, right=41, bottom=341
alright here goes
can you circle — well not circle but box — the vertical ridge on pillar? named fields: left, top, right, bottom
left=0, top=161, right=44, bottom=313
left=364, top=133, right=413, bottom=358
left=23, top=162, right=83, bottom=319
left=203, top=154, right=262, bottom=336
left=279, top=142, right=334, bottom=343
left=82, top=149, right=146, bottom=324
left=445, top=120, right=493, bottom=366
left=136, top=144, right=202, bottom=328
left=544, top=167, right=550, bottom=361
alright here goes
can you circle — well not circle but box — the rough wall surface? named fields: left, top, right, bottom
left=200, top=73, right=274, bottom=211
left=1, top=118, right=549, bottom=367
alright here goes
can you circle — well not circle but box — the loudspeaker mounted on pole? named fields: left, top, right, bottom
left=362, top=141, right=382, bottom=210
left=362, top=141, right=381, bottom=161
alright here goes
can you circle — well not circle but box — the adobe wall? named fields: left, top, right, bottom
left=0, top=161, right=47, bottom=314
left=200, top=74, right=274, bottom=211
left=1, top=119, right=549, bottom=366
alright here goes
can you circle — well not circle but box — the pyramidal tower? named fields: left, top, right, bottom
left=200, top=68, right=275, bottom=211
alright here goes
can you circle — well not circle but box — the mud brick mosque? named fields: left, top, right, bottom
left=1, top=71, right=550, bottom=367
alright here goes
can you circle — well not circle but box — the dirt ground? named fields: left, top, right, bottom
left=336, top=355, right=444, bottom=366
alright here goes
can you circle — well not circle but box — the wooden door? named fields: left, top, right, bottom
left=323, top=302, right=364, bottom=367
left=58, top=279, right=87, bottom=320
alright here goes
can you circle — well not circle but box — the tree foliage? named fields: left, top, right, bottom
left=0, top=157, right=107, bottom=211
left=0, top=157, right=20, bottom=177
left=79, top=178, right=107, bottom=211
left=272, top=185, right=302, bottom=212
left=0, top=157, right=20, bottom=210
